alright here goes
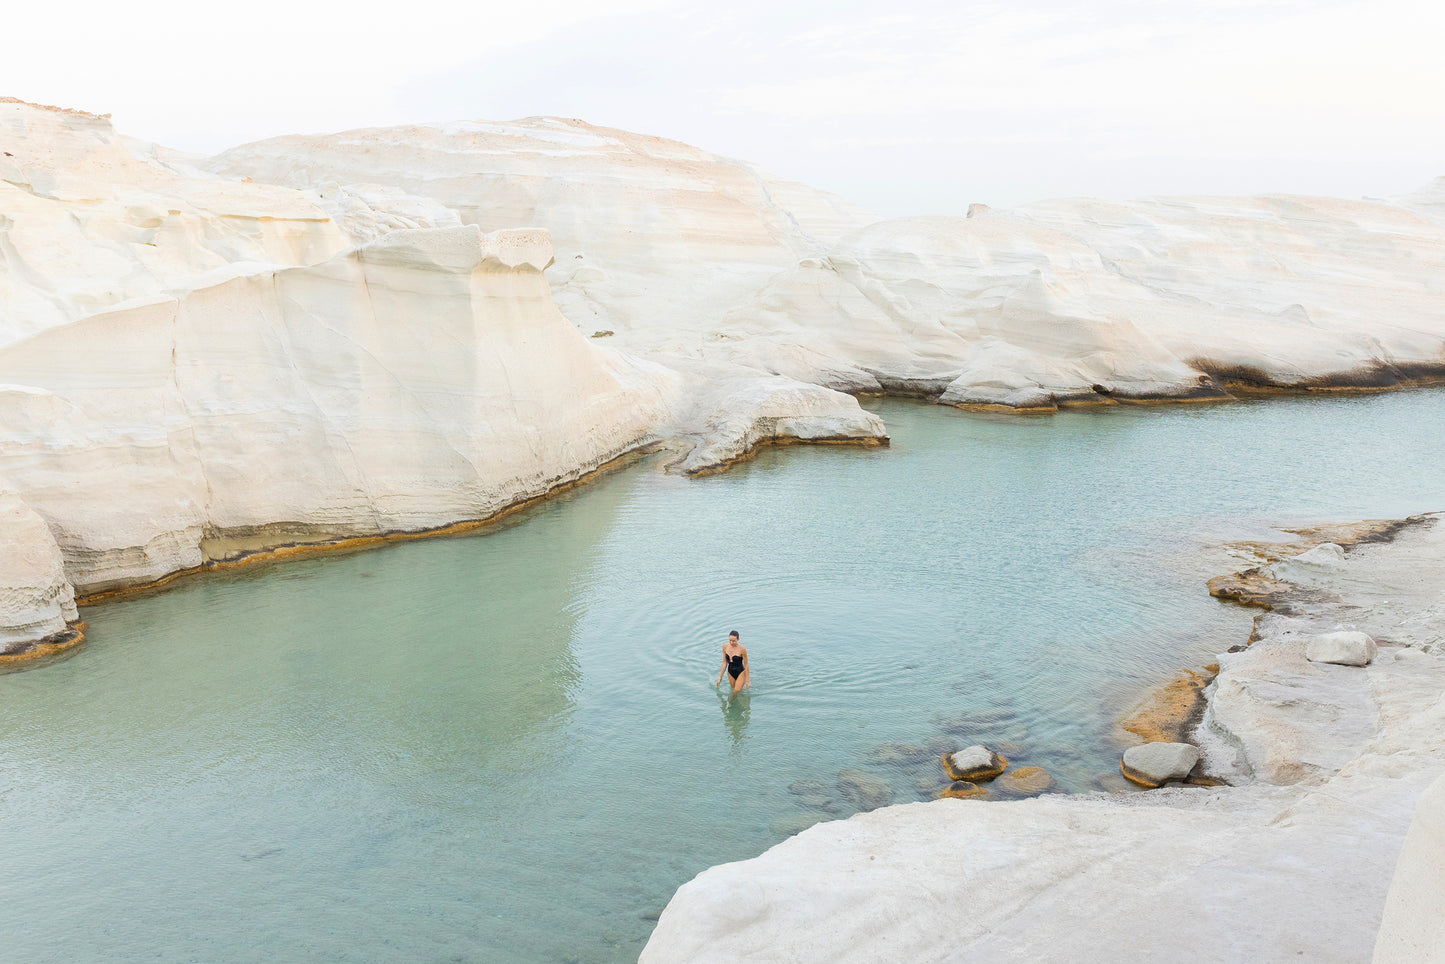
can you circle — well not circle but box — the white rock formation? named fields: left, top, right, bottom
left=0, top=99, right=353, bottom=346
left=1267, top=542, right=1347, bottom=585
left=200, top=115, right=894, bottom=471
left=1120, top=742, right=1200, bottom=786
left=0, top=101, right=886, bottom=648
left=643, top=517, right=1445, bottom=962
left=0, top=100, right=689, bottom=643
left=0, top=222, right=676, bottom=596
left=721, top=198, right=1445, bottom=407
left=201, top=116, right=879, bottom=351
left=664, top=364, right=886, bottom=475
left=1374, top=770, right=1445, bottom=963
left=1305, top=631, right=1378, bottom=666
left=6, top=97, right=1445, bottom=649
left=0, top=490, right=78, bottom=652
left=207, top=119, right=1445, bottom=412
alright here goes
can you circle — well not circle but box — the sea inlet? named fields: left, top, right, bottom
left=2, top=393, right=1443, bottom=962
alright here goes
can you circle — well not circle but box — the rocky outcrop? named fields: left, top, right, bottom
left=0, top=102, right=891, bottom=650
left=663, top=366, right=888, bottom=475
left=0, top=491, right=78, bottom=653
left=642, top=516, right=1445, bottom=963
left=717, top=199, right=1445, bottom=410
left=203, top=112, right=1445, bottom=418
left=0, top=223, right=675, bottom=605
left=202, top=116, right=878, bottom=353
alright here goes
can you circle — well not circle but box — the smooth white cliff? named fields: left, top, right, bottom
left=0, top=221, right=675, bottom=597
left=206, top=119, right=1445, bottom=409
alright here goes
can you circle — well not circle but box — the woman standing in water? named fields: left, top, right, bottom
left=715, top=630, right=750, bottom=694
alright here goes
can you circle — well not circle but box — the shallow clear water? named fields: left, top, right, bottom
left=3, top=392, right=1443, bottom=963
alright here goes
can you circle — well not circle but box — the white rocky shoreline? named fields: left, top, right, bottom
left=641, top=514, right=1445, bottom=962
left=2, top=94, right=1444, bottom=962
left=5, top=96, right=1445, bottom=657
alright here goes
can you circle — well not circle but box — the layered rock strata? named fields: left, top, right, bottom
left=0, top=223, right=675, bottom=602
left=0, top=490, right=81, bottom=656
left=642, top=515, right=1445, bottom=962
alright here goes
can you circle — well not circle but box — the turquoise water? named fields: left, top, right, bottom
left=2, top=393, right=1443, bottom=962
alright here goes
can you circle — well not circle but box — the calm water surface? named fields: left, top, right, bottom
left=3, top=393, right=1444, bottom=962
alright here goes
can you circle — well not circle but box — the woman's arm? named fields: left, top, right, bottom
left=742, top=649, right=751, bottom=690
left=716, top=657, right=726, bottom=687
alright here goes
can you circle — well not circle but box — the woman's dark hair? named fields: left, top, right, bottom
left=729, top=630, right=740, bottom=639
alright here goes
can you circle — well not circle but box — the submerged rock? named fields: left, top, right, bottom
left=1120, top=742, right=1200, bottom=788
left=1305, top=631, right=1378, bottom=666
left=942, top=746, right=1008, bottom=783
left=836, top=769, right=895, bottom=812
left=938, top=781, right=987, bottom=800
left=995, top=766, right=1055, bottom=797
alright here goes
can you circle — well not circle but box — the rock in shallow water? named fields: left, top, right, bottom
left=994, top=766, right=1055, bottom=796
left=1305, top=631, right=1378, bottom=666
left=836, top=769, right=895, bottom=811
left=938, top=781, right=987, bottom=799
left=1121, top=742, right=1200, bottom=788
left=942, top=746, right=1009, bottom=782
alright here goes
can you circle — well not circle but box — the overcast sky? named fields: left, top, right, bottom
left=6, top=0, right=1442, bottom=215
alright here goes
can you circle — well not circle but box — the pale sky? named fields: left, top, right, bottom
left=6, top=0, right=1443, bottom=215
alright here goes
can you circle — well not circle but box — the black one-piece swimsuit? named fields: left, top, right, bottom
left=726, top=652, right=745, bottom=680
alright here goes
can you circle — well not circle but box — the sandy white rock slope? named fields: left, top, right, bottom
left=642, top=518, right=1445, bottom=963
left=208, top=122, right=1445, bottom=409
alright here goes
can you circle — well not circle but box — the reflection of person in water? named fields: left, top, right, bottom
left=715, top=630, right=750, bottom=694
left=718, top=688, right=751, bottom=748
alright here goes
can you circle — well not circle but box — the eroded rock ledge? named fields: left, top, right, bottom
left=641, top=514, right=1445, bottom=963
left=0, top=223, right=677, bottom=657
